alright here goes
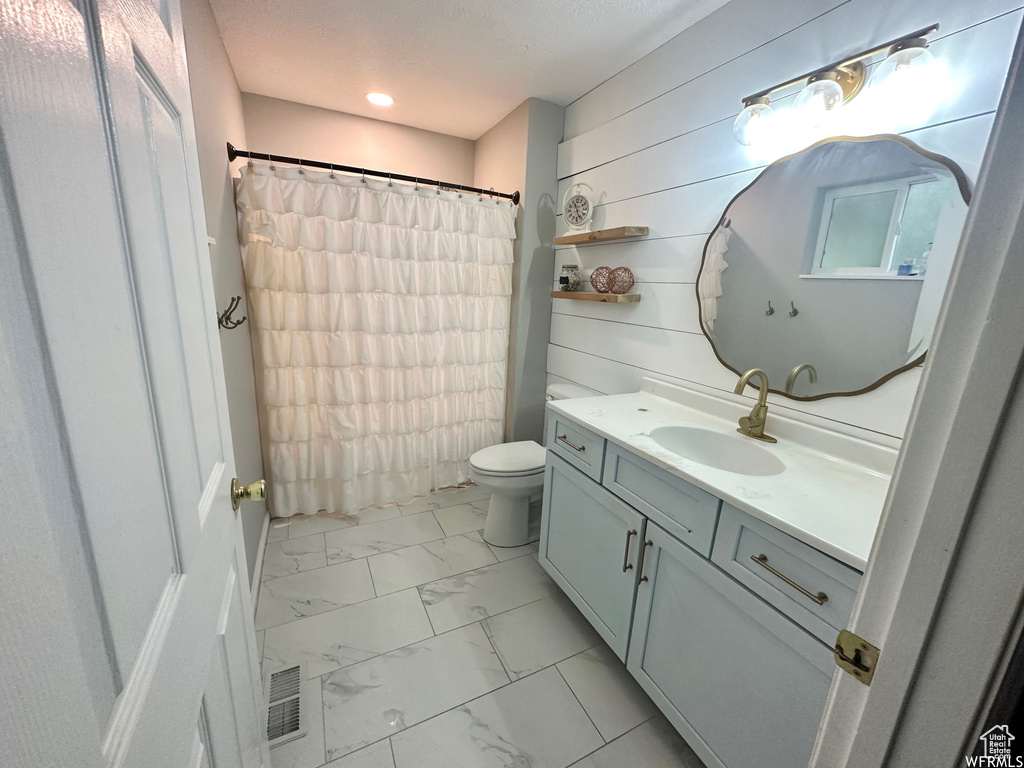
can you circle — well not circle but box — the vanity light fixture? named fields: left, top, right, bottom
left=733, top=24, right=939, bottom=145
left=365, top=91, right=394, bottom=107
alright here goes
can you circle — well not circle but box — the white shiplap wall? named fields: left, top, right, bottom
left=548, top=0, right=1023, bottom=438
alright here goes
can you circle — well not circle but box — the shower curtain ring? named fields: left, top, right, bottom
left=436, top=179, right=442, bottom=195
left=268, top=154, right=276, bottom=171
left=458, top=184, right=463, bottom=198
left=491, top=187, right=499, bottom=205
left=414, top=177, right=419, bottom=191
left=388, top=172, right=393, bottom=187
left=297, top=158, right=304, bottom=174
left=329, top=162, right=336, bottom=179
left=361, top=168, right=367, bottom=183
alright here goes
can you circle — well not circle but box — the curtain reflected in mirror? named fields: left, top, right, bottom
left=697, top=136, right=970, bottom=400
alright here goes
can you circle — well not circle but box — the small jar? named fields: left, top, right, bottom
left=558, top=264, right=581, bottom=292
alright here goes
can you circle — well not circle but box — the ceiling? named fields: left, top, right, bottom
left=208, top=0, right=730, bottom=140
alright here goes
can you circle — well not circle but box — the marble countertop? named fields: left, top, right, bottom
left=548, top=379, right=900, bottom=571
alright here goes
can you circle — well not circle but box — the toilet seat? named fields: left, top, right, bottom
left=472, top=466, right=544, bottom=478
left=469, top=440, right=545, bottom=477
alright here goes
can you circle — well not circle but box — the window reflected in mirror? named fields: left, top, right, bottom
left=812, top=172, right=957, bottom=277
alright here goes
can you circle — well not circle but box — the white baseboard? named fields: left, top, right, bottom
left=250, top=509, right=270, bottom=615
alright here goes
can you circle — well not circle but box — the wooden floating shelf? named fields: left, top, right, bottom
left=554, top=226, right=649, bottom=246
left=551, top=291, right=641, bottom=303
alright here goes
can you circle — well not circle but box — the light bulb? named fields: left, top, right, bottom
left=365, top=92, right=394, bottom=107
left=866, top=39, right=942, bottom=125
left=733, top=99, right=775, bottom=146
left=870, top=40, right=935, bottom=89
left=795, top=73, right=845, bottom=126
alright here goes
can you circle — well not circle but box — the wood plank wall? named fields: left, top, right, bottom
left=548, top=0, right=1023, bottom=438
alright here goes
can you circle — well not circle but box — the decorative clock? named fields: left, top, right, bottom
left=562, top=183, right=594, bottom=232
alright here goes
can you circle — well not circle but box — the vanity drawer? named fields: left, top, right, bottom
left=711, top=504, right=862, bottom=643
left=602, top=442, right=720, bottom=558
left=547, top=413, right=606, bottom=481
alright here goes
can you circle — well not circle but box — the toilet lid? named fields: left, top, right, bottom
left=470, top=440, right=546, bottom=475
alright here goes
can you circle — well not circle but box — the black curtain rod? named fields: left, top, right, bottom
left=227, top=143, right=520, bottom=205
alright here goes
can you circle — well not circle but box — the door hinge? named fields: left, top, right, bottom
left=834, top=629, right=879, bottom=686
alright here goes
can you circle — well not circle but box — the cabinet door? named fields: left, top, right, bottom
left=539, top=453, right=646, bottom=661
left=628, top=522, right=834, bottom=768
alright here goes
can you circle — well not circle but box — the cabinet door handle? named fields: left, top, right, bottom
left=750, top=553, right=828, bottom=605
left=557, top=434, right=585, bottom=452
left=636, top=539, right=654, bottom=585
left=621, top=529, right=637, bottom=572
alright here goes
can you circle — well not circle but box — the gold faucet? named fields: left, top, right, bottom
left=785, top=363, right=818, bottom=395
left=733, top=369, right=777, bottom=443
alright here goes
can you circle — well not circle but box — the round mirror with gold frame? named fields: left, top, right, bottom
left=696, top=134, right=971, bottom=400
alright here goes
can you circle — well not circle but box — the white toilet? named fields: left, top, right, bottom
left=470, top=383, right=599, bottom=547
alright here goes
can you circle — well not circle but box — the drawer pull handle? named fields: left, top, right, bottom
left=621, top=529, right=637, bottom=572
left=637, top=539, right=654, bottom=585
left=751, top=554, right=828, bottom=605
left=557, top=434, right=586, bottom=452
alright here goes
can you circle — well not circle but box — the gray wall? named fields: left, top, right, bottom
left=181, top=0, right=265, bottom=585
left=241, top=93, right=476, bottom=186
left=475, top=98, right=565, bottom=444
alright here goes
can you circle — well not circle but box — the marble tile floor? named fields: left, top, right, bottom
left=259, top=485, right=706, bottom=768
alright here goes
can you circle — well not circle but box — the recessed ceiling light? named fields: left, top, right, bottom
left=365, top=92, right=394, bottom=107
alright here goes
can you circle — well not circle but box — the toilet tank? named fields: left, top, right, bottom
left=543, top=382, right=601, bottom=446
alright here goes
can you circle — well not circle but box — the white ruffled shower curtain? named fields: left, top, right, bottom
left=235, top=163, right=517, bottom=517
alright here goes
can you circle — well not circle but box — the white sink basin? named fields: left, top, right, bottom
left=649, top=425, right=785, bottom=476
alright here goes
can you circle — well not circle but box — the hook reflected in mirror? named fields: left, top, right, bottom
left=766, top=301, right=775, bottom=316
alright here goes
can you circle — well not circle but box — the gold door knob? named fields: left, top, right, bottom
left=231, top=478, right=266, bottom=511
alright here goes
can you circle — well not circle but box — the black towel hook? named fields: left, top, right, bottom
left=218, top=296, right=247, bottom=330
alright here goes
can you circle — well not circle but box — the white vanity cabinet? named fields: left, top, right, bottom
left=539, top=453, right=646, bottom=660
left=539, top=412, right=861, bottom=768
left=628, top=521, right=834, bottom=768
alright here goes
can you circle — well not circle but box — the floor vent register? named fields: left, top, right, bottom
left=264, top=664, right=307, bottom=747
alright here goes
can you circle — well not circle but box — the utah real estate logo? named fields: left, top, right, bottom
left=967, top=725, right=1022, bottom=767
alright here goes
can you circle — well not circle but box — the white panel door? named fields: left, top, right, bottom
left=0, top=0, right=267, bottom=766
